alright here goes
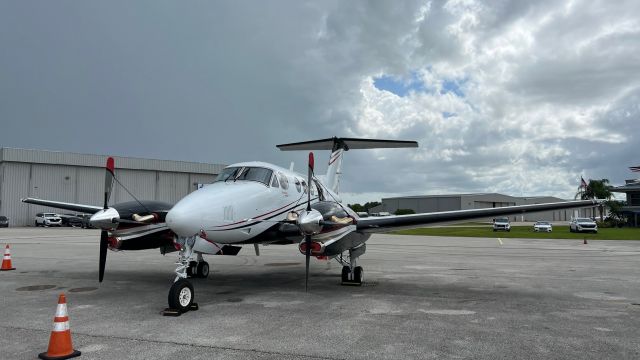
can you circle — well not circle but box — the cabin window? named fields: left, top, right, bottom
left=301, top=180, right=307, bottom=194
left=279, top=173, right=289, bottom=190
left=294, top=178, right=301, bottom=193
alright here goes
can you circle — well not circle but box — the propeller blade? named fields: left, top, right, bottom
left=103, top=157, right=115, bottom=209
left=99, top=230, right=108, bottom=282
left=307, top=152, right=313, bottom=211
left=305, top=234, right=311, bottom=292
left=305, top=152, right=314, bottom=292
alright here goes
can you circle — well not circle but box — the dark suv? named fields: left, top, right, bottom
left=60, top=214, right=84, bottom=227
left=0, top=216, right=8, bottom=228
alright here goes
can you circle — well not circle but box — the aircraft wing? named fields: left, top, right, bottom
left=356, top=199, right=600, bottom=233
left=21, top=197, right=103, bottom=214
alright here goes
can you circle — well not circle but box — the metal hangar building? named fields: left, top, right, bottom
left=0, top=148, right=226, bottom=226
left=369, top=193, right=597, bottom=222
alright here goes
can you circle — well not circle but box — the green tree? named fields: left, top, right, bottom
left=575, top=179, right=614, bottom=221
left=363, top=201, right=381, bottom=210
left=348, top=201, right=382, bottom=213
left=604, top=200, right=627, bottom=226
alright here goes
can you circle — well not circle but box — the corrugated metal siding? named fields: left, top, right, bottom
left=188, top=174, right=217, bottom=193
left=0, top=147, right=225, bottom=174
left=431, top=197, right=461, bottom=212
left=75, top=167, right=103, bottom=207
left=0, top=163, right=31, bottom=226
left=157, top=172, right=190, bottom=204
left=28, top=164, right=78, bottom=219
left=113, top=169, right=156, bottom=204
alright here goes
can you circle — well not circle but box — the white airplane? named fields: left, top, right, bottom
left=23, top=137, right=599, bottom=313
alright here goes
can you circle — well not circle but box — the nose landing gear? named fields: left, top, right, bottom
left=163, top=236, right=202, bottom=316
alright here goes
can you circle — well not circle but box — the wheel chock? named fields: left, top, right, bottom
left=161, top=303, right=199, bottom=317
left=341, top=280, right=362, bottom=286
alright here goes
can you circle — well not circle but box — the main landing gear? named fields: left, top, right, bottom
left=339, top=244, right=366, bottom=286
left=164, top=236, right=202, bottom=316
left=186, top=253, right=210, bottom=278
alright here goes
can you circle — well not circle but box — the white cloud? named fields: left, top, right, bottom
left=319, top=0, right=640, bottom=203
left=1, top=1, right=638, bottom=205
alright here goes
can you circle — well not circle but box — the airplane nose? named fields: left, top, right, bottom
left=166, top=203, right=198, bottom=237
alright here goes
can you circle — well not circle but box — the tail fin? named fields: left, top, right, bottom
left=277, top=137, right=418, bottom=194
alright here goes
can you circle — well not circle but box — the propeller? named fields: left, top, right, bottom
left=99, top=157, right=115, bottom=282
left=304, top=152, right=314, bottom=291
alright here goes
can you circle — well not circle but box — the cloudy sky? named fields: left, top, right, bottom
left=1, top=1, right=639, bottom=204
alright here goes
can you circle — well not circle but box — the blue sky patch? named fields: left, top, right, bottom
left=374, top=71, right=467, bottom=98
left=441, top=78, right=466, bottom=97
left=373, top=72, right=427, bottom=97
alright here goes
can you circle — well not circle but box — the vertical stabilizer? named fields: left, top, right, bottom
left=277, top=137, right=418, bottom=194
left=325, top=144, right=345, bottom=193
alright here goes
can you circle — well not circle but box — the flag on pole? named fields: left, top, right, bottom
left=630, top=166, right=640, bottom=172
left=580, top=177, right=588, bottom=189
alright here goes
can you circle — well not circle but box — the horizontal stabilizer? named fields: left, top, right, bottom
left=277, top=137, right=418, bottom=151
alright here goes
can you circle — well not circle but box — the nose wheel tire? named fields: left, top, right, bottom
left=168, top=279, right=194, bottom=312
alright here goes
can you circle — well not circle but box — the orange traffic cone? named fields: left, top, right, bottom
left=38, top=293, right=81, bottom=360
left=1, top=244, right=16, bottom=271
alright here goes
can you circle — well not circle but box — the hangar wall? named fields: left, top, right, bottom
left=0, top=148, right=226, bottom=226
left=373, top=193, right=597, bottom=222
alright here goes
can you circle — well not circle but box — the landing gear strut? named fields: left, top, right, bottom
left=339, top=244, right=366, bottom=286
left=164, top=236, right=200, bottom=316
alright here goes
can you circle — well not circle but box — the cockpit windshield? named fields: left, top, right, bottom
left=215, top=167, right=241, bottom=182
left=214, top=166, right=273, bottom=186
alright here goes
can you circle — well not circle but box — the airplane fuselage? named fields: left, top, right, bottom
left=166, top=161, right=352, bottom=248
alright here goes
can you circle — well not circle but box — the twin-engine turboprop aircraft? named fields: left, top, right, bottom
left=23, top=137, right=599, bottom=312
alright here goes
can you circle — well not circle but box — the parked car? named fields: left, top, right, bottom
left=35, top=213, right=62, bottom=227
left=569, top=218, right=598, bottom=233
left=533, top=221, right=552, bottom=232
left=60, top=214, right=84, bottom=227
left=493, top=218, right=511, bottom=232
left=0, top=216, right=8, bottom=228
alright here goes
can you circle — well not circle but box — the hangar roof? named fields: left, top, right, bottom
left=611, top=180, right=640, bottom=193
left=0, top=147, right=226, bottom=174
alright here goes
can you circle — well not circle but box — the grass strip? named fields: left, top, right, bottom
left=393, top=226, right=640, bottom=240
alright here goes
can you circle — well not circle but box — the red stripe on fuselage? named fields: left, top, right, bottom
left=211, top=198, right=303, bottom=228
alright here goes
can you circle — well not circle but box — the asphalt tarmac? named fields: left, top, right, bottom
left=1, top=227, right=639, bottom=359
